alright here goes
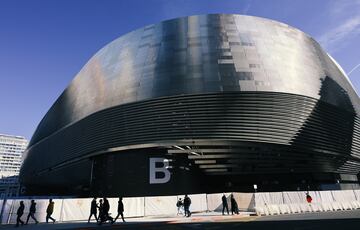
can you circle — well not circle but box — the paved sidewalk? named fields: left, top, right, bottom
left=3, top=210, right=360, bottom=230
left=0, top=212, right=254, bottom=229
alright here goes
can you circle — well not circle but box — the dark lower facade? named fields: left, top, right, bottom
left=20, top=14, right=360, bottom=196
left=21, top=92, right=360, bottom=197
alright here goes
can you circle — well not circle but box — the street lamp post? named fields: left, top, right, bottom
left=253, top=184, right=258, bottom=213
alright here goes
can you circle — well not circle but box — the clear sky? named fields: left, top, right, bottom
left=1, top=0, right=359, bottom=140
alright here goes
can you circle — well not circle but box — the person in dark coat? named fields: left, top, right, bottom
left=26, top=200, right=39, bottom=224
left=103, top=198, right=113, bottom=222
left=112, top=197, right=125, bottom=224
left=230, top=194, right=239, bottom=215
left=97, top=199, right=104, bottom=224
left=99, top=198, right=113, bottom=225
left=183, top=195, right=192, bottom=217
left=15, top=201, right=25, bottom=227
left=46, top=199, right=56, bottom=223
left=222, top=194, right=229, bottom=215
left=88, top=197, right=98, bottom=223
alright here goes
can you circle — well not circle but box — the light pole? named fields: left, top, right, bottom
left=253, top=184, right=258, bottom=213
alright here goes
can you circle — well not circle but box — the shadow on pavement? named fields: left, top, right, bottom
left=5, top=218, right=360, bottom=230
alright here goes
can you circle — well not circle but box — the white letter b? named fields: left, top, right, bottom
left=149, top=158, right=171, bottom=184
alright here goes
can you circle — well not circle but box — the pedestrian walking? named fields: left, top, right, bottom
left=183, top=195, right=192, bottom=217
left=176, top=198, right=184, bottom=215
left=103, top=198, right=113, bottom=222
left=15, top=201, right=25, bottom=227
left=46, top=199, right=56, bottom=223
left=306, top=192, right=313, bottom=203
left=112, top=197, right=125, bottom=224
left=222, top=194, right=229, bottom=215
left=230, top=194, right=239, bottom=215
left=88, top=197, right=98, bottom=223
left=98, top=199, right=104, bottom=224
left=98, top=198, right=113, bottom=225
left=26, top=200, right=39, bottom=224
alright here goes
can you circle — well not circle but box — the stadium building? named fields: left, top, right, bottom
left=20, top=14, right=360, bottom=197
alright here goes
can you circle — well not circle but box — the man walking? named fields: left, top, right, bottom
left=183, top=195, right=191, bottom=217
left=103, top=198, right=113, bottom=222
left=230, top=194, right=239, bottom=215
left=15, top=201, right=25, bottom=227
left=112, top=197, right=125, bottom=224
left=88, top=197, right=98, bottom=223
left=98, top=199, right=104, bottom=224
left=46, top=199, right=56, bottom=223
left=222, top=194, right=229, bottom=215
left=26, top=200, right=39, bottom=224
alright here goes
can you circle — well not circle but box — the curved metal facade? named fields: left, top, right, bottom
left=20, top=14, right=360, bottom=196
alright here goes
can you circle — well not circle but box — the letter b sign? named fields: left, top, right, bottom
left=149, top=158, right=171, bottom=184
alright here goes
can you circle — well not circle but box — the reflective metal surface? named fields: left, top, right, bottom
left=29, top=14, right=359, bottom=146
left=20, top=14, right=360, bottom=196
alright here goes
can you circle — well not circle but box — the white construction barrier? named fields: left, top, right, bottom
left=332, top=190, right=356, bottom=210
left=278, top=204, right=290, bottom=214
left=122, top=197, right=145, bottom=217
left=4, top=199, right=62, bottom=224
left=235, top=192, right=254, bottom=211
left=206, top=193, right=224, bottom=212
left=206, top=192, right=254, bottom=213
left=61, top=198, right=92, bottom=221
left=255, top=192, right=284, bottom=207
left=318, top=190, right=334, bottom=211
left=254, top=189, right=360, bottom=215
left=187, top=193, right=207, bottom=213
left=144, top=195, right=177, bottom=216
left=1, top=189, right=360, bottom=223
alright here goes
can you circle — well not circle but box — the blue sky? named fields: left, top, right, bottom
left=0, top=0, right=359, bottom=140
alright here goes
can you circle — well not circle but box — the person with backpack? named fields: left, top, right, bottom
left=176, top=198, right=184, bottom=215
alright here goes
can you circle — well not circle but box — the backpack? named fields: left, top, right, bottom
left=176, top=200, right=182, bottom=207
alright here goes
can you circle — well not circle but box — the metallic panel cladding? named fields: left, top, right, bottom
left=20, top=14, right=360, bottom=193
left=29, top=14, right=359, bottom=147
